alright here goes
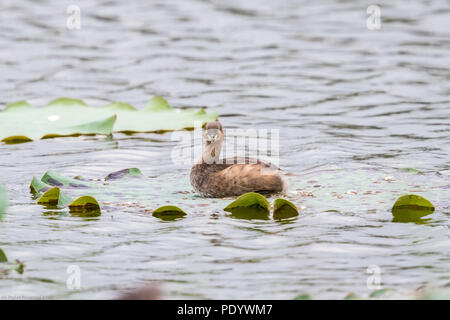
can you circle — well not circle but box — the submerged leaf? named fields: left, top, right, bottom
left=0, top=249, right=25, bottom=275
left=224, top=192, right=270, bottom=213
left=0, top=96, right=218, bottom=143
left=420, top=288, right=450, bottom=300
left=0, top=184, right=7, bottom=216
left=152, top=205, right=186, bottom=221
left=392, top=194, right=435, bottom=222
left=369, top=288, right=390, bottom=298
left=293, top=293, right=312, bottom=300
left=153, top=205, right=186, bottom=215
left=105, top=168, right=143, bottom=181
left=344, top=292, right=359, bottom=300
left=399, top=168, right=421, bottom=174
left=273, top=198, right=299, bottom=219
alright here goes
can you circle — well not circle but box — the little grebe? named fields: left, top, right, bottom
left=190, top=122, right=288, bottom=198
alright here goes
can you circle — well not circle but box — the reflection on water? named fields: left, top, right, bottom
left=0, top=0, right=449, bottom=299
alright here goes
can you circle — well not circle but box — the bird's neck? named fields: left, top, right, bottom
left=201, top=140, right=222, bottom=164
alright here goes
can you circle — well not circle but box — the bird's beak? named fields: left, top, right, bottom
left=205, top=131, right=219, bottom=142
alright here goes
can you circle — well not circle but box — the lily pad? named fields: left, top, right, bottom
left=69, top=196, right=100, bottom=216
left=37, top=187, right=72, bottom=206
left=224, top=192, right=271, bottom=213
left=0, top=96, right=218, bottom=143
left=420, top=288, right=450, bottom=300
left=0, top=249, right=25, bottom=275
left=369, top=288, right=390, bottom=298
left=391, top=194, right=435, bottom=222
left=344, top=292, right=359, bottom=300
left=41, top=170, right=89, bottom=188
left=0, top=184, right=7, bottom=216
left=30, top=176, right=52, bottom=195
left=152, top=205, right=187, bottom=221
left=273, top=198, right=299, bottom=220
left=0, top=249, right=7, bottom=262
left=293, top=293, right=312, bottom=300
left=105, top=168, right=143, bottom=181
left=227, top=206, right=270, bottom=220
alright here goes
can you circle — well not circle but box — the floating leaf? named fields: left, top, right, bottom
left=369, top=288, right=390, bottom=298
left=41, top=170, right=89, bottom=188
left=145, top=96, right=172, bottom=111
left=293, top=293, right=312, bottom=300
left=0, top=184, right=7, bottom=216
left=0, top=96, right=218, bottom=143
left=0, top=249, right=25, bottom=275
left=399, top=168, right=421, bottom=174
left=30, top=176, right=52, bottom=195
left=37, top=187, right=72, bottom=206
left=105, top=168, right=143, bottom=181
left=69, top=196, right=101, bottom=212
left=273, top=198, right=299, bottom=219
left=227, top=206, right=270, bottom=220
left=420, top=288, right=450, bottom=300
left=344, top=292, right=359, bottom=300
left=152, top=205, right=186, bottom=221
left=0, top=249, right=7, bottom=262
left=224, top=192, right=270, bottom=213
left=392, top=194, right=435, bottom=222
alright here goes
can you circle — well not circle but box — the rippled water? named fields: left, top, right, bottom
left=0, top=0, right=449, bottom=299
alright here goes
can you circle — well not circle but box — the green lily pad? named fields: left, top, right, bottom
left=0, top=184, right=7, bottom=216
left=0, top=249, right=25, bottom=275
left=369, top=288, right=390, bottom=298
left=0, top=249, right=7, bottom=263
left=344, top=292, right=359, bottom=300
left=399, top=168, right=421, bottom=174
left=41, top=170, right=89, bottom=188
left=69, top=196, right=100, bottom=211
left=227, top=206, right=270, bottom=220
left=420, top=288, right=450, bottom=300
left=224, top=192, right=271, bottom=213
left=392, top=194, right=435, bottom=222
left=273, top=198, right=299, bottom=220
left=37, top=187, right=72, bottom=206
left=69, top=196, right=101, bottom=217
left=30, top=176, right=52, bottom=195
left=105, top=168, right=143, bottom=181
left=152, top=205, right=187, bottom=221
left=293, top=293, right=312, bottom=300
left=0, top=96, right=218, bottom=143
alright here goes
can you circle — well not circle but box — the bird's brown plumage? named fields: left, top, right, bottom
left=190, top=123, right=288, bottom=198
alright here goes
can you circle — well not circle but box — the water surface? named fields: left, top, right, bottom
left=0, top=0, right=449, bottom=299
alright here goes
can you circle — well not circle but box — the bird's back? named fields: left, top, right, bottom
left=190, top=157, right=287, bottom=198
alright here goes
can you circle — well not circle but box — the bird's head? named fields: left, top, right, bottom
left=204, top=121, right=224, bottom=145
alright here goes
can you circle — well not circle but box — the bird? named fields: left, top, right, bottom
left=190, top=121, right=288, bottom=198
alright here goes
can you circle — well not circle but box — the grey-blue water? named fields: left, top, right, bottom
left=0, top=0, right=449, bottom=299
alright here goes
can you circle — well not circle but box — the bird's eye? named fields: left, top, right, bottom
left=214, top=134, right=218, bottom=139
